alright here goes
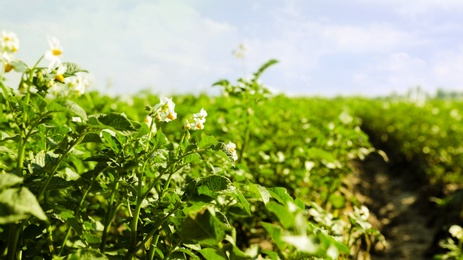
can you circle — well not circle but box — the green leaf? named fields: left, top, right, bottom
left=58, top=100, right=88, bottom=121
left=317, top=232, right=349, bottom=254
left=232, top=190, right=251, bottom=215
left=199, top=248, right=227, bottom=260
left=155, top=128, right=168, bottom=147
left=196, top=175, right=232, bottom=198
left=307, top=147, right=336, bottom=162
left=266, top=201, right=295, bottom=229
left=62, top=62, right=88, bottom=75
left=183, top=153, right=202, bottom=164
left=198, top=135, right=218, bottom=149
left=30, top=93, right=48, bottom=111
left=212, top=79, right=230, bottom=87
left=59, top=209, right=82, bottom=235
left=47, top=177, right=75, bottom=190
left=83, top=232, right=101, bottom=244
left=253, top=59, right=278, bottom=80
left=0, top=187, right=47, bottom=224
left=262, top=250, right=280, bottom=260
left=268, top=187, right=294, bottom=206
left=180, top=208, right=231, bottom=246
left=261, top=222, right=286, bottom=251
left=81, top=133, right=102, bottom=143
left=97, top=113, right=135, bottom=131
left=249, top=183, right=270, bottom=204
left=66, top=249, right=108, bottom=260
left=0, top=173, right=23, bottom=189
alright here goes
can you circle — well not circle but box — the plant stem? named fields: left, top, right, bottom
left=127, top=169, right=144, bottom=255
left=59, top=168, right=104, bottom=256
left=163, top=238, right=183, bottom=260
left=100, top=177, right=120, bottom=252
left=6, top=223, right=21, bottom=260
left=37, top=129, right=88, bottom=202
left=47, top=225, right=55, bottom=255
left=130, top=201, right=182, bottom=256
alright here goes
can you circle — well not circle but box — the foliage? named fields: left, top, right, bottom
left=0, top=31, right=381, bottom=259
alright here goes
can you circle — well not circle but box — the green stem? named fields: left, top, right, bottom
left=47, top=225, right=55, bottom=255
left=100, top=177, right=120, bottom=252
left=5, top=55, right=46, bottom=260
left=364, top=233, right=371, bottom=258
left=128, top=169, right=144, bottom=254
left=6, top=223, right=22, bottom=260
left=129, top=201, right=182, bottom=257
left=59, top=168, right=104, bottom=256
left=238, top=97, right=252, bottom=163
left=37, top=129, right=88, bottom=202
left=163, top=238, right=183, bottom=260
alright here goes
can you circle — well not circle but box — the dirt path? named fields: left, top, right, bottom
left=351, top=151, right=438, bottom=259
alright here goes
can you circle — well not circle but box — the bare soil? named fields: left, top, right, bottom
left=351, top=151, right=439, bottom=260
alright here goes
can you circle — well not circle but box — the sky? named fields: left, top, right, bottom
left=2, top=0, right=463, bottom=97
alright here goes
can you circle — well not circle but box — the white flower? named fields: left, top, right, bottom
left=193, top=108, right=207, bottom=123
left=144, top=115, right=157, bottom=132
left=0, top=31, right=19, bottom=53
left=65, top=73, right=89, bottom=96
left=186, top=108, right=207, bottom=130
left=48, top=63, right=67, bottom=83
left=191, top=118, right=205, bottom=130
left=327, top=245, right=339, bottom=259
left=153, top=97, right=177, bottom=122
left=45, top=36, right=63, bottom=69
left=449, top=225, right=463, bottom=240
left=339, top=111, right=353, bottom=125
left=354, top=205, right=370, bottom=221
left=0, top=52, right=12, bottom=75
left=225, top=142, right=238, bottom=161
left=282, top=235, right=317, bottom=253
left=71, top=117, right=82, bottom=123
left=0, top=52, right=25, bottom=74
left=349, top=206, right=372, bottom=230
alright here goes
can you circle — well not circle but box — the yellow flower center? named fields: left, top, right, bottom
left=4, top=63, right=13, bottom=73
left=167, top=113, right=175, bottom=120
left=52, top=49, right=62, bottom=56
left=55, top=74, right=65, bottom=82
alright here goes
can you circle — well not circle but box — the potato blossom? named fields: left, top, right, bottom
left=225, top=142, right=238, bottom=161
left=45, top=36, right=63, bottom=69
left=65, top=73, right=89, bottom=96
left=0, top=31, right=19, bottom=54
left=144, top=115, right=157, bottom=132
left=449, top=225, right=463, bottom=240
left=153, top=97, right=177, bottom=122
left=185, top=108, right=207, bottom=130
left=0, top=31, right=25, bottom=75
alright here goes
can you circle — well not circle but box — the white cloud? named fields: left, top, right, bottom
left=3, top=0, right=463, bottom=97
left=2, top=0, right=241, bottom=95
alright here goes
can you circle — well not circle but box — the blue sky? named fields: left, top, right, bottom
left=2, top=0, right=463, bottom=97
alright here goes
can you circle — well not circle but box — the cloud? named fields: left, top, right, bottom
left=2, top=0, right=241, bottom=95
left=3, top=0, right=463, bottom=97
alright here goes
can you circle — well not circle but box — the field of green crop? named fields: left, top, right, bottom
left=2, top=32, right=463, bottom=259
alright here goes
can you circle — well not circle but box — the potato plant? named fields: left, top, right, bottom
left=0, top=31, right=381, bottom=259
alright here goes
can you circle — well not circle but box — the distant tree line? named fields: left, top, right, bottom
left=378, top=86, right=463, bottom=101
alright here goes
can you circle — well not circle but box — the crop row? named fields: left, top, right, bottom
left=1, top=52, right=379, bottom=259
